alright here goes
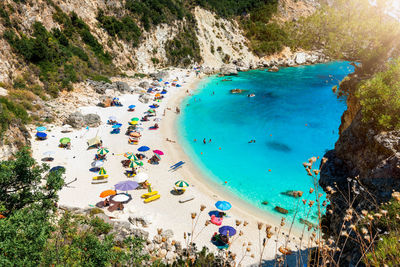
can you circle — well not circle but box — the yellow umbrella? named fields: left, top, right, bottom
left=129, top=121, right=138, bottom=125
left=87, top=136, right=101, bottom=147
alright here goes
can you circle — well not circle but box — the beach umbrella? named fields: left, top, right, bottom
left=36, top=132, right=47, bottom=138
left=129, top=121, right=138, bottom=125
left=155, top=93, right=161, bottom=97
left=175, top=180, right=189, bottom=188
left=138, top=146, right=150, bottom=152
left=124, top=153, right=137, bottom=161
left=154, top=154, right=161, bottom=160
left=130, top=132, right=141, bottom=137
left=50, top=166, right=65, bottom=173
left=149, top=105, right=157, bottom=109
left=148, top=109, right=155, bottom=113
left=59, top=137, right=71, bottom=145
left=215, top=201, right=232, bottom=211
left=128, top=105, right=136, bottom=109
left=108, top=116, right=117, bottom=121
left=97, top=147, right=109, bottom=155
left=153, top=150, right=164, bottom=156
left=129, top=160, right=143, bottom=168
left=219, top=226, right=236, bottom=236
left=36, top=126, right=46, bottom=132
left=99, top=189, right=116, bottom=198
left=43, top=151, right=55, bottom=157
left=112, top=194, right=131, bottom=202
left=131, top=117, right=139, bottom=121
left=134, top=172, right=149, bottom=183
left=112, top=123, right=122, bottom=129
left=87, top=136, right=101, bottom=147
left=164, top=82, right=169, bottom=85
left=62, top=124, right=72, bottom=130
left=135, top=127, right=144, bottom=132
left=98, top=167, right=107, bottom=175
left=161, top=91, right=167, bottom=94
left=114, top=181, right=139, bottom=191
left=92, top=160, right=104, bottom=168
left=113, top=97, right=119, bottom=100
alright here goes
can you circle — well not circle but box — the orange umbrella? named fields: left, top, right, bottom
left=99, top=189, right=116, bottom=198
left=155, top=93, right=161, bottom=97
left=130, top=132, right=141, bottom=137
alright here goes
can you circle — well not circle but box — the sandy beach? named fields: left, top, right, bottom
left=31, top=68, right=307, bottom=266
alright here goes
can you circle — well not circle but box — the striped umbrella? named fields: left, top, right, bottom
left=98, top=167, right=107, bottom=175
left=131, top=117, right=139, bottom=121
left=97, top=147, right=109, bottom=155
left=124, top=153, right=138, bottom=161
left=175, top=180, right=189, bottom=188
left=129, top=121, right=138, bottom=125
left=128, top=160, right=143, bottom=168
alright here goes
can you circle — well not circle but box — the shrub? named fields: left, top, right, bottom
left=0, top=96, right=30, bottom=136
left=356, top=58, right=400, bottom=130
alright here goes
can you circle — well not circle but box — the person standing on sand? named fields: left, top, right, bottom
left=203, top=138, right=206, bottom=144
left=209, top=139, right=212, bottom=143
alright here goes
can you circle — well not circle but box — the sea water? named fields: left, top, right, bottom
left=178, top=62, right=354, bottom=225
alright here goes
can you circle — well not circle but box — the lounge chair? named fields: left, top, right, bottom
left=170, top=161, right=185, bottom=171
left=179, top=195, right=195, bottom=203
left=141, top=191, right=158, bottom=198
left=92, top=175, right=108, bottom=184
left=144, top=194, right=160, bottom=203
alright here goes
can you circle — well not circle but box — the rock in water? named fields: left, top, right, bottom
left=274, top=206, right=289, bottom=214
left=299, top=218, right=317, bottom=228
left=280, top=190, right=303, bottom=198
left=268, top=66, right=279, bottom=72
left=261, top=201, right=269, bottom=205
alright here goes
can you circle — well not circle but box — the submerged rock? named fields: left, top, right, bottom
left=280, top=190, right=303, bottom=198
left=261, top=201, right=269, bottom=205
left=268, top=66, right=279, bottom=72
left=274, top=206, right=289, bottom=214
left=299, top=218, right=317, bottom=228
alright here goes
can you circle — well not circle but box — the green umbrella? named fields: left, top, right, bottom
left=175, top=180, right=189, bottom=188
left=60, top=137, right=71, bottom=145
left=148, top=109, right=155, bottom=113
left=97, top=147, right=109, bottom=155
left=129, top=160, right=143, bottom=168
left=131, top=117, right=139, bottom=121
left=99, top=167, right=107, bottom=175
left=124, top=152, right=137, bottom=161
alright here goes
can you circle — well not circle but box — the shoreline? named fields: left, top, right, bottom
left=160, top=73, right=305, bottom=236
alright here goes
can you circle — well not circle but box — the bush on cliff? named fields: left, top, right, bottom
left=356, top=58, right=400, bottom=130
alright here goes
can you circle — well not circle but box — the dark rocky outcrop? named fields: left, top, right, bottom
left=319, top=74, right=400, bottom=265
left=274, top=206, right=289, bottom=214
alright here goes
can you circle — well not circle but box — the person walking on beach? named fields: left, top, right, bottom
left=203, top=138, right=206, bottom=144
left=209, top=139, right=212, bottom=143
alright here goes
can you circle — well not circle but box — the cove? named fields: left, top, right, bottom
left=178, top=62, right=354, bottom=224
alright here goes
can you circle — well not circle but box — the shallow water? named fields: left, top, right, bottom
left=178, top=62, right=354, bottom=224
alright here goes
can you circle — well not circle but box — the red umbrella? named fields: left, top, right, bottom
left=153, top=150, right=164, bottom=155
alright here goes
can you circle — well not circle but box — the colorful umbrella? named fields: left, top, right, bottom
left=138, top=146, right=150, bottom=152
left=128, top=160, right=143, bottom=168
left=128, top=105, right=136, bottom=109
left=99, top=189, right=116, bottom=198
left=112, top=123, right=122, bottom=129
left=98, top=167, right=107, bottom=175
left=50, top=166, right=65, bottom=173
left=124, top=153, right=138, bottom=161
left=215, top=201, right=232, bottom=211
left=149, top=105, right=157, bottom=109
left=87, top=136, right=101, bottom=147
left=108, top=116, right=117, bottom=121
left=130, top=132, right=141, bottom=137
left=148, top=109, right=155, bottom=113
left=114, top=181, right=139, bottom=191
left=153, top=150, right=164, bottom=155
left=219, top=226, right=236, bottom=236
left=131, top=117, right=139, bottom=121
left=175, top=180, right=189, bottom=188
left=60, top=137, right=71, bottom=145
left=129, top=121, right=139, bottom=125
left=134, top=172, right=149, bottom=183
left=154, top=154, right=161, bottom=160
left=97, top=147, right=109, bottom=155
left=155, top=93, right=161, bottom=97
left=36, top=126, right=46, bottom=132
left=164, top=82, right=170, bottom=85
left=36, top=132, right=47, bottom=138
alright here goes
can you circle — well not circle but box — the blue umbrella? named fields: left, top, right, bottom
left=36, top=126, right=46, bottom=132
left=147, top=89, right=152, bottom=93
left=50, top=166, right=65, bottom=173
left=176, top=84, right=182, bottom=87
left=113, top=97, right=119, bottom=100
left=112, top=123, right=122, bottom=129
left=219, top=226, right=236, bottom=236
left=215, top=201, right=232, bottom=211
left=149, top=105, right=157, bottom=109
left=128, top=105, right=136, bottom=109
left=138, top=146, right=150, bottom=152
left=161, top=91, right=167, bottom=94
left=164, top=82, right=169, bottom=85
left=36, top=132, right=47, bottom=138
left=114, top=180, right=139, bottom=191
left=109, top=116, right=117, bottom=121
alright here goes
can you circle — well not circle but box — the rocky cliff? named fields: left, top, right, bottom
left=319, top=70, right=400, bottom=264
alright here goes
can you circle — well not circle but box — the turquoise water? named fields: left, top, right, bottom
left=178, top=62, right=354, bottom=224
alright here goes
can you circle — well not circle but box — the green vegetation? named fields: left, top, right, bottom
left=96, top=9, right=141, bottom=47
left=0, top=149, right=149, bottom=266
left=165, top=26, right=201, bottom=67
left=356, top=58, right=400, bottom=130
left=195, top=0, right=270, bottom=18
left=125, top=0, right=189, bottom=31
left=0, top=96, right=30, bottom=137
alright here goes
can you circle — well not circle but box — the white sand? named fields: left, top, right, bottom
left=31, top=69, right=307, bottom=266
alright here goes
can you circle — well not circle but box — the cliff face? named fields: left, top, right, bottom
left=319, top=73, right=400, bottom=264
